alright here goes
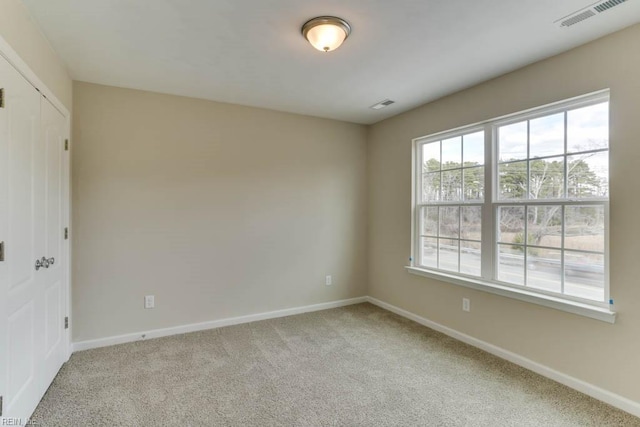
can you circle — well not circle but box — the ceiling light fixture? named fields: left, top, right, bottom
left=301, top=16, right=351, bottom=52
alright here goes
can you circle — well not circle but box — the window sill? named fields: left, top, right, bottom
left=405, top=266, right=616, bottom=324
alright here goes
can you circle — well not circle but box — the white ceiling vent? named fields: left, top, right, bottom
left=556, top=0, right=628, bottom=28
left=594, top=0, right=628, bottom=12
left=370, top=99, right=395, bottom=110
left=559, top=10, right=597, bottom=27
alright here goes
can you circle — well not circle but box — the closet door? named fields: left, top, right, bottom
left=40, top=98, right=67, bottom=389
left=0, top=56, right=46, bottom=419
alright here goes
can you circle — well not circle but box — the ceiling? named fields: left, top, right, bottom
left=22, top=0, right=640, bottom=124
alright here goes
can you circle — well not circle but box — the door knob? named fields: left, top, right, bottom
left=35, top=257, right=46, bottom=271
left=35, top=256, right=55, bottom=270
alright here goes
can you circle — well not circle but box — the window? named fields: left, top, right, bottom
left=419, top=130, right=485, bottom=276
left=412, top=91, right=610, bottom=310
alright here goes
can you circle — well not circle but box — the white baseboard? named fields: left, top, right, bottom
left=365, top=296, right=640, bottom=418
left=72, top=296, right=367, bottom=353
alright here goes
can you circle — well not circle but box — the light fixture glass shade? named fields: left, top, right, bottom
left=302, top=17, right=351, bottom=52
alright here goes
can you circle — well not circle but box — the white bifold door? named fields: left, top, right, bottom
left=0, top=54, right=69, bottom=421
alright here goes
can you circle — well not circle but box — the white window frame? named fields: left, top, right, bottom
left=408, top=90, right=614, bottom=323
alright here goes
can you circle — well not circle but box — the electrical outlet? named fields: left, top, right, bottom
left=144, top=295, right=155, bottom=309
left=325, top=275, right=332, bottom=286
left=462, top=298, right=470, bottom=312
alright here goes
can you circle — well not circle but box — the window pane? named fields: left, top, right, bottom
left=439, top=206, right=459, bottom=239
left=527, top=206, right=562, bottom=248
left=564, top=252, right=604, bottom=302
left=461, top=206, right=482, bottom=240
left=463, top=131, right=484, bottom=166
left=527, top=248, right=561, bottom=293
left=423, top=141, right=441, bottom=172
left=498, top=161, right=527, bottom=200
left=422, top=172, right=440, bottom=202
left=567, top=102, right=609, bottom=153
left=463, top=167, right=484, bottom=201
left=421, top=207, right=439, bottom=237
left=529, top=157, right=564, bottom=199
left=567, top=152, right=608, bottom=198
left=438, top=239, right=459, bottom=272
left=442, top=136, right=462, bottom=169
left=498, top=121, right=527, bottom=162
left=498, top=244, right=524, bottom=285
left=421, top=237, right=437, bottom=269
left=529, top=113, right=565, bottom=158
left=498, top=206, right=525, bottom=244
left=441, top=169, right=462, bottom=201
left=565, top=206, right=605, bottom=253
left=460, top=241, right=481, bottom=276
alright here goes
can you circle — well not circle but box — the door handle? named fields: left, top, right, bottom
left=35, top=256, right=50, bottom=271
left=47, top=257, right=55, bottom=266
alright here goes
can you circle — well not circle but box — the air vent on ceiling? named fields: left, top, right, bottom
left=370, top=99, right=395, bottom=110
left=560, top=10, right=596, bottom=27
left=556, top=0, right=628, bottom=28
left=594, top=0, right=627, bottom=12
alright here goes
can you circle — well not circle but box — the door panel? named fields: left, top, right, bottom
left=41, top=97, right=66, bottom=389
left=7, top=302, right=34, bottom=403
left=44, top=282, right=61, bottom=356
left=0, top=55, right=44, bottom=420
left=7, top=81, right=39, bottom=295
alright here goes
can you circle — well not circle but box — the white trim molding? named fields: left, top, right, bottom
left=366, top=296, right=640, bottom=418
left=0, top=36, right=70, bottom=118
left=406, top=266, right=616, bottom=323
left=72, top=297, right=368, bottom=352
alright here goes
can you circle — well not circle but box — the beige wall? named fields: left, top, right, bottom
left=72, top=82, right=368, bottom=341
left=0, top=0, right=72, bottom=109
left=368, top=23, right=640, bottom=402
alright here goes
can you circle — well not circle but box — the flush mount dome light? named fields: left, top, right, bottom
left=302, top=16, right=351, bottom=52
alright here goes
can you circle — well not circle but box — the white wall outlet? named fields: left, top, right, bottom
left=462, top=298, right=470, bottom=312
left=144, top=295, right=155, bottom=309
left=325, top=275, right=332, bottom=286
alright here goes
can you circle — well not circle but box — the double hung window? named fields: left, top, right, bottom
left=413, top=91, right=609, bottom=308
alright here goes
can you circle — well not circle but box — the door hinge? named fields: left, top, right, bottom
left=0, top=395, right=3, bottom=416
left=64, top=227, right=69, bottom=240
left=0, top=241, right=4, bottom=262
left=64, top=139, right=69, bottom=151
left=64, top=316, right=69, bottom=329
left=0, top=88, right=5, bottom=108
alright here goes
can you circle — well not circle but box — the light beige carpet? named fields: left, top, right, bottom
left=33, top=303, right=639, bottom=426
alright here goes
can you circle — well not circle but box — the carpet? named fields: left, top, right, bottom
left=32, top=303, right=640, bottom=426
